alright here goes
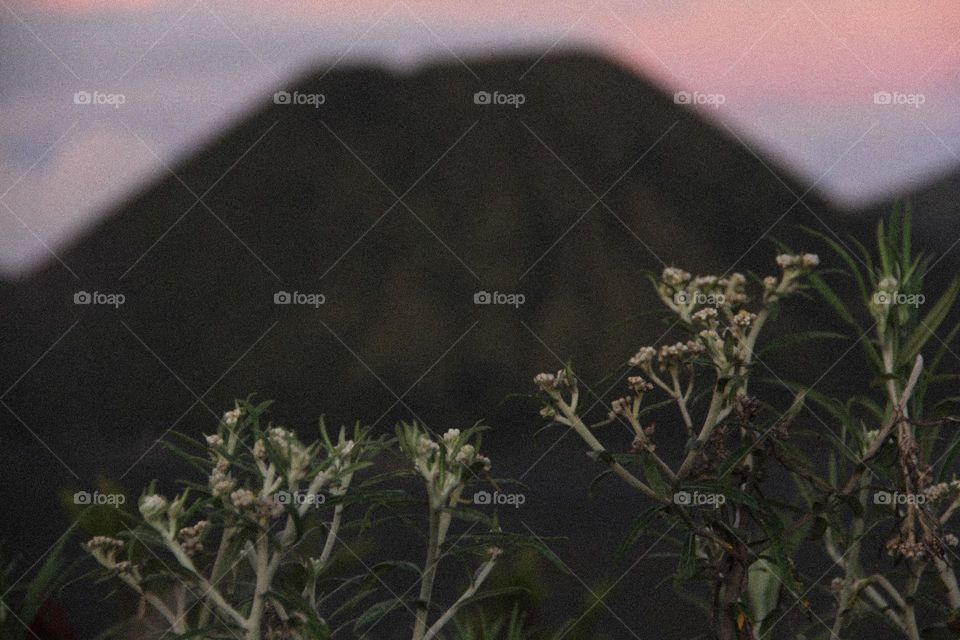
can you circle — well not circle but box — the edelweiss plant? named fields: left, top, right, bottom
left=86, top=399, right=381, bottom=639
left=69, top=208, right=960, bottom=640
left=396, top=423, right=502, bottom=640
left=83, top=401, right=532, bottom=639
left=528, top=210, right=960, bottom=639
left=798, top=210, right=960, bottom=638
left=533, top=253, right=819, bottom=639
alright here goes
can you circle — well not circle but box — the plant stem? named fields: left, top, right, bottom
left=117, top=573, right=186, bottom=633
left=422, top=552, right=499, bottom=640
left=244, top=533, right=270, bottom=640
left=903, top=562, right=924, bottom=640
left=412, top=507, right=441, bottom=640
left=933, top=556, right=960, bottom=610
left=677, top=385, right=728, bottom=479
left=164, top=537, right=247, bottom=629
left=714, top=545, right=747, bottom=640
left=318, top=502, right=344, bottom=567
left=555, top=400, right=665, bottom=500
left=198, top=524, right=236, bottom=627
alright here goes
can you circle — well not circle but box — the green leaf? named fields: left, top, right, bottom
left=676, top=533, right=697, bottom=582
left=617, top=506, right=664, bottom=561
left=836, top=493, right=865, bottom=518
left=20, top=536, right=68, bottom=629
left=352, top=597, right=405, bottom=631
left=588, top=469, right=613, bottom=496
left=937, top=433, right=960, bottom=483
left=758, top=331, right=848, bottom=359
left=800, top=226, right=869, bottom=301
left=899, top=277, right=960, bottom=367
left=877, top=217, right=892, bottom=275
left=446, top=585, right=530, bottom=613
left=638, top=456, right=673, bottom=499
left=807, top=274, right=860, bottom=330
left=747, top=558, right=781, bottom=627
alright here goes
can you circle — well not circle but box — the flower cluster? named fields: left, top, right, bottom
left=533, top=252, right=818, bottom=485
left=655, top=269, right=751, bottom=323
left=139, top=492, right=190, bottom=540
left=85, top=536, right=130, bottom=574
left=645, top=255, right=818, bottom=376
left=177, top=520, right=208, bottom=557
left=398, top=423, right=490, bottom=509
left=81, top=399, right=510, bottom=640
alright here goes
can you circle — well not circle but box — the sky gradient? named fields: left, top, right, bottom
left=1, top=0, right=959, bottom=276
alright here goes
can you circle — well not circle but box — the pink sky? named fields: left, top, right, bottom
left=21, top=0, right=960, bottom=97
left=2, top=0, right=959, bottom=276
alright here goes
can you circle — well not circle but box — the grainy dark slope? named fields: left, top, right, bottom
left=2, top=52, right=953, bottom=638
left=858, top=168, right=960, bottom=252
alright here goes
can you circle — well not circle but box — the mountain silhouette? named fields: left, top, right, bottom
left=1, top=52, right=954, bottom=638
left=858, top=166, right=960, bottom=250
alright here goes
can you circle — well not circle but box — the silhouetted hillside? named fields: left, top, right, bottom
left=2, top=52, right=953, bottom=638
left=859, top=168, right=960, bottom=250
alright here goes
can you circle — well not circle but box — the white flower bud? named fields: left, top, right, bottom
left=662, top=267, right=692, bottom=287
left=533, top=372, right=556, bottom=390
left=139, top=494, right=168, bottom=521
left=230, top=488, right=256, bottom=509
left=222, top=404, right=242, bottom=427
left=629, top=347, right=656, bottom=366
left=732, top=309, right=757, bottom=328
left=692, top=307, right=718, bottom=324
